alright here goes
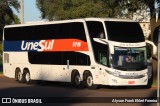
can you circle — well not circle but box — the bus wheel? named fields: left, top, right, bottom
left=146, top=73, right=153, bottom=89
left=85, top=73, right=97, bottom=89
left=72, top=72, right=84, bottom=88
left=23, top=70, right=31, bottom=84
left=17, top=70, right=24, bottom=83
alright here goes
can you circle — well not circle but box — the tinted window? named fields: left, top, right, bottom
left=5, top=22, right=86, bottom=41
left=28, top=52, right=90, bottom=65
left=71, top=23, right=86, bottom=41
left=92, top=42, right=110, bottom=67
left=105, top=21, right=144, bottom=43
left=58, top=23, right=71, bottom=39
left=4, top=24, right=58, bottom=40
left=86, top=21, right=105, bottom=39
left=28, top=52, right=63, bottom=65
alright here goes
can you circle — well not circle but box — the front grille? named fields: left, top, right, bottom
left=118, top=74, right=144, bottom=79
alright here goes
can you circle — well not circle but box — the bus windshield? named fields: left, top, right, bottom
left=105, top=21, right=145, bottom=43
left=111, top=47, right=147, bottom=71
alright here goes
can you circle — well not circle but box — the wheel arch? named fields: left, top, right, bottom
left=15, top=67, right=21, bottom=78
left=23, top=68, right=31, bottom=78
left=23, top=68, right=30, bottom=74
left=83, top=70, right=92, bottom=79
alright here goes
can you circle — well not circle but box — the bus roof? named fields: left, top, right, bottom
left=4, top=18, right=135, bottom=28
left=84, top=17, right=135, bottom=22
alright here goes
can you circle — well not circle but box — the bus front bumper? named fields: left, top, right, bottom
left=106, top=74, right=148, bottom=86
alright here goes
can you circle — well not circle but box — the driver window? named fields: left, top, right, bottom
left=99, top=51, right=107, bottom=66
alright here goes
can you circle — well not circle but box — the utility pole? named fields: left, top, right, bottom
left=20, top=0, right=24, bottom=24
left=158, top=27, right=160, bottom=106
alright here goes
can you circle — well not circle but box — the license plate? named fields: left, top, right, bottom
left=128, top=81, right=135, bottom=84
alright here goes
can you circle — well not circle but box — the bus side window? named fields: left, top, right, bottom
left=71, top=22, right=86, bottom=41
left=86, top=21, right=105, bottom=39
left=58, top=23, right=71, bottom=39
left=96, top=44, right=109, bottom=67
left=99, top=52, right=107, bottom=66
left=76, top=53, right=91, bottom=66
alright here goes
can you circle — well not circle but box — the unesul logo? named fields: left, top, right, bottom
left=21, top=40, right=54, bottom=51
left=15, top=39, right=89, bottom=52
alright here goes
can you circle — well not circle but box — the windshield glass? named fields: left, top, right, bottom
left=111, top=47, right=147, bottom=71
left=105, top=21, right=145, bottom=43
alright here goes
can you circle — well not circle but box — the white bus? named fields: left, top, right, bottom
left=3, top=18, right=157, bottom=89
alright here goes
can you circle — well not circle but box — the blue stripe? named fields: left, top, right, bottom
left=4, top=40, right=40, bottom=52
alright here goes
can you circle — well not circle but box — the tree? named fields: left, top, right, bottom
left=36, top=0, right=160, bottom=42
left=36, top=0, right=122, bottom=21
left=0, top=0, right=20, bottom=39
left=108, top=0, right=160, bottom=43
left=146, top=0, right=160, bottom=43
left=118, top=0, right=149, bottom=21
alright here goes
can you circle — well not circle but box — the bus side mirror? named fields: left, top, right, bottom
left=145, top=40, right=157, bottom=55
left=109, top=44, right=114, bottom=54
left=93, top=38, right=114, bottom=54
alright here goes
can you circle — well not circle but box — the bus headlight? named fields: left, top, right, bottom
left=143, top=73, right=147, bottom=77
left=105, top=70, right=120, bottom=77
left=113, top=72, right=120, bottom=77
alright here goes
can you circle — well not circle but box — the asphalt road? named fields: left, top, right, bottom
left=0, top=75, right=158, bottom=106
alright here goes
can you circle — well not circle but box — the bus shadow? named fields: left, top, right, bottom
left=28, top=80, right=81, bottom=89
left=100, top=85, right=154, bottom=90
left=28, top=80, right=155, bottom=90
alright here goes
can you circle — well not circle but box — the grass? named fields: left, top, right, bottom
left=0, top=41, right=2, bottom=76
left=152, top=80, right=157, bottom=87
left=0, top=41, right=2, bottom=73
left=0, top=71, right=3, bottom=76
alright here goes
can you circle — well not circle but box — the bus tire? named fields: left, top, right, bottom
left=23, top=70, right=31, bottom=84
left=85, top=72, right=98, bottom=89
left=16, top=69, right=24, bottom=83
left=72, top=72, right=84, bottom=88
left=15, top=68, right=20, bottom=81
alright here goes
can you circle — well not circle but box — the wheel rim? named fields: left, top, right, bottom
left=87, top=76, right=93, bottom=87
left=25, top=73, right=30, bottom=82
left=18, top=72, right=22, bottom=81
left=75, top=75, right=81, bottom=86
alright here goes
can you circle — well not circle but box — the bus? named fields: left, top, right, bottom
left=3, top=18, right=157, bottom=89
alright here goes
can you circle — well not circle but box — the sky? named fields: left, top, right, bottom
left=13, top=0, right=42, bottom=22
